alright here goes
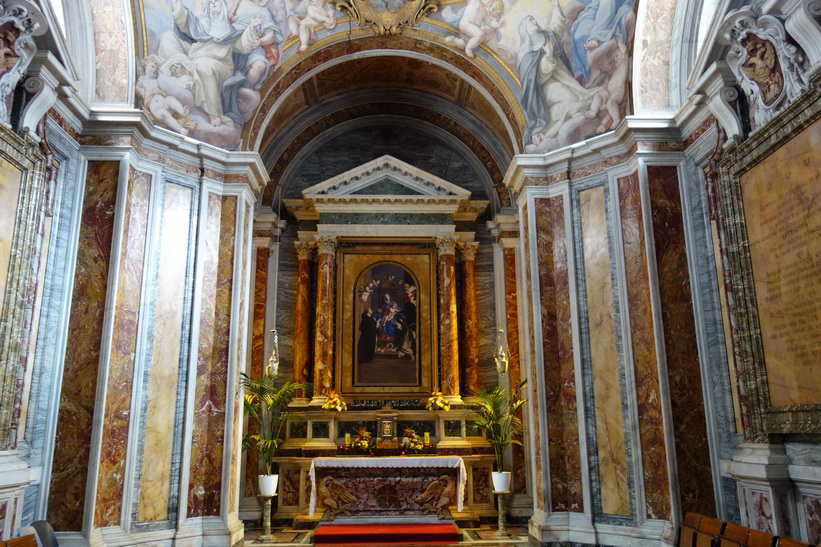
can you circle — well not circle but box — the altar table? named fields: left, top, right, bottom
left=308, top=456, right=467, bottom=516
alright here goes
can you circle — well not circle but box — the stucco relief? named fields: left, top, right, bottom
left=718, top=8, right=809, bottom=133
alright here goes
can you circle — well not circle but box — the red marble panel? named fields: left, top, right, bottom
left=618, top=173, right=671, bottom=520
left=246, top=247, right=269, bottom=494
left=188, top=195, right=237, bottom=517
left=803, top=494, right=821, bottom=544
left=535, top=197, right=583, bottom=512
left=48, top=160, right=119, bottom=531
left=648, top=165, right=715, bottom=516
left=504, top=247, right=526, bottom=495
left=94, top=168, right=151, bottom=527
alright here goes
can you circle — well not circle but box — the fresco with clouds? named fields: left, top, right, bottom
left=139, top=0, right=635, bottom=152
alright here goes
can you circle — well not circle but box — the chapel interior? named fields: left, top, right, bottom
left=0, top=0, right=819, bottom=544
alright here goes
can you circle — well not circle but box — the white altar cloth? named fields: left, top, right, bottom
left=308, top=456, right=466, bottom=516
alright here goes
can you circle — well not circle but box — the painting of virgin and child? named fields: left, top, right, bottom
left=354, top=263, right=419, bottom=386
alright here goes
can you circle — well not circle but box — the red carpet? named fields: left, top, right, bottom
left=313, top=523, right=460, bottom=545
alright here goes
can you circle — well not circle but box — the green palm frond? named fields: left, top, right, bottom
left=467, top=380, right=528, bottom=471
left=241, top=372, right=310, bottom=475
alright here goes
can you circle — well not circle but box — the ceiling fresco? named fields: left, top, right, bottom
left=138, top=0, right=637, bottom=148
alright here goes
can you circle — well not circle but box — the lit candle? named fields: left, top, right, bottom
left=423, top=432, right=430, bottom=445
left=344, top=433, right=351, bottom=447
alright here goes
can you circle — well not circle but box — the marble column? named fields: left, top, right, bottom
left=458, top=241, right=480, bottom=397
left=311, top=236, right=337, bottom=404
left=436, top=236, right=461, bottom=403
left=293, top=241, right=314, bottom=402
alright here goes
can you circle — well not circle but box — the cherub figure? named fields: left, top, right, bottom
left=585, top=37, right=629, bottom=133
left=289, top=0, right=336, bottom=52
left=445, top=0, right=505, bottom=58
left=136, top=56, right=196, bottom=136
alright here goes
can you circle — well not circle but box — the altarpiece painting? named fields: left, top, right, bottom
left=336, top=244, right=437, bottom=398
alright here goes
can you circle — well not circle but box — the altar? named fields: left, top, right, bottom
left=272, top=454, right=496, bottom=524
left=308, top=456, right=467, bottom=518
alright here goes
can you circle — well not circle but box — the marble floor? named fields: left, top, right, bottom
left=242, top=523, right=539, bottom=546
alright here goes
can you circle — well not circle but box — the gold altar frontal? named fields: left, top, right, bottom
left=273, top=455, right=497, bottom=525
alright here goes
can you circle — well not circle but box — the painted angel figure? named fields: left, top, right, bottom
left=287, top=0, right=337, bottom=52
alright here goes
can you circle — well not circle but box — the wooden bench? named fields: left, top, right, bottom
left=0, top=534, right=37, bottom=547
left=680, top=513, right=726, bottom=547
left=680, top=512, right=817, bottom=547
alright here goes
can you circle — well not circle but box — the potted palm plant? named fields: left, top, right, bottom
left=467, top=380, right=527, bottom=492
left=241, top=372, right=307, bottom=496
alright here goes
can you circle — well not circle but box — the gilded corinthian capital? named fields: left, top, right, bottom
left=457, top=241, right=479, bottom=261
left=315, top=235, right=338, bottom=255
left=435, top=236, right=458, bottom=256
left=294, top=240, right=315, bottom=260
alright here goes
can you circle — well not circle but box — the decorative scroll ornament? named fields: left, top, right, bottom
left=334, top=0, right=437, bottom=35
left=717, top=8, right=809, bottom=133
left=0, top=0, right=47, bottom=126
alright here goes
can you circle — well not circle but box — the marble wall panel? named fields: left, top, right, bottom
left=580, top=186, right=630, bottom=517
left=503, top=246, right=527, bottom=495
left=473, top=466, right=491, bottom=504
left=535, top=196, right=583, bottom=512
left=802, top=494, right=821, bottom=544
left=618, top=174, right=671, bottom=520
left=750, top=490, right=774, bottom=533
left=0, top=159, right=22, bottom=312
left=522, top=203, right=544, bottom=511
left=648, top=165, right=714, bottom=516
left=48, top=160, right=119, bottom=531
left=245, top=247, right=269, bottom=494
left=188, top=195, right=237, bottom=517
left=94, top=168, right=151, bottom=527
left=138, top=182, right=193, bottom=523
left=281, top=467, right=301, bottom=506
left=0, top=500, right=6, bottom=540
left=229, top=204, right=252, bottom=513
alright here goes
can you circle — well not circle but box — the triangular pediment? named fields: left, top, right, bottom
left=284, top=156, right=487, bottom=222
left=302, top=155, right=471, bottom=198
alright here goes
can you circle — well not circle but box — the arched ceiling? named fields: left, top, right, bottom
left=55, top=0, right=696, bottom=213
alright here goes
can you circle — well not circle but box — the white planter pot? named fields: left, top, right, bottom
left=491, top=471, right=511, bottom=493
left=258, top=474, right=279, bottom=497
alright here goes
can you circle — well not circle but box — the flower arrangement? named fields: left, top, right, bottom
left=321, top=391, right=347, bottom=412
left=426, top=389, right=450, bottom=412
left=400, top=426, right=425, bottom=453
left=352, top=427, right=373, bottom=451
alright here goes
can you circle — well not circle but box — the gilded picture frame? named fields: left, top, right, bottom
left=336, top=242, right=438, bottom=399
left=717, top=73, right=821, bottom=437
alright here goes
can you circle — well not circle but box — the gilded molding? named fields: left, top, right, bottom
left=334, top=0, right=437, bottom=36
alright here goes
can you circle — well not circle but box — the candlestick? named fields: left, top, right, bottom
left=345, top=433, right=351, bottom=447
